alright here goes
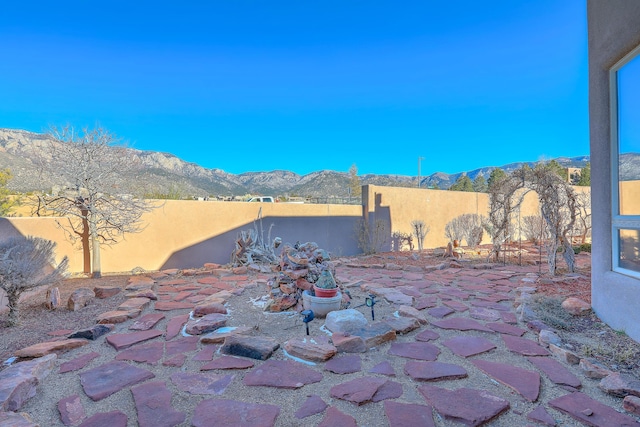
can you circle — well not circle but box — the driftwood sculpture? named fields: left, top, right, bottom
left=231, top=208, right=281, bottom=267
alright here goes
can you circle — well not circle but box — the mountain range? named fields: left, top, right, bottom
left=1, top=128, right=636, bottom=199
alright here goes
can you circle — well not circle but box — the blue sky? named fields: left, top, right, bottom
left=0, top=1, right=588, bottom=176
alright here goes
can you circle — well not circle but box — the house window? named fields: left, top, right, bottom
left=611, top=44, right=640, bottom=278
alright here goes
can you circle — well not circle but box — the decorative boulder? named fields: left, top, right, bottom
left=325, top=309, right=368, bottom=334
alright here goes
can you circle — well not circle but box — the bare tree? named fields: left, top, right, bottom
left=411, top=220, right=430, bottom=252
left=528, top=165, right=578, bottom=274
left=521, top=215, right=547, bottom=245
left=444, top=214, right=483, bottom=247
left=574, top=191, right=592, bottom=244
left=0, top=236, right=68, bottom=326
left=444, top=217, right=465, bottom=244
left=486, top=170, right=527, bottom=261
left=33, top=126, right=156, bottom=278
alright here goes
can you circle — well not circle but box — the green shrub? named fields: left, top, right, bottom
left=579, top=243, right=591, bottom=253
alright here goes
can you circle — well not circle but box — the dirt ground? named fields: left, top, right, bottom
left=1, top=243, right=638, bottom=377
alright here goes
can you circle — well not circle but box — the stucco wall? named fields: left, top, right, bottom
left=588, top=0, right=640, bottom=341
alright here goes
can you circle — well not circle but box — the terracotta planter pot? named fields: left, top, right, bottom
left=313, top=285, right=338, bottom=298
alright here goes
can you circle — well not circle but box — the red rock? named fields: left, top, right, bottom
left=192, top=345, right=218, bottom=361
left=200, top=326, right=253, bottom=344
left=372, top=380, right=403, bottom=402
left=192, top=399, right=280, bottom=427
left=384, top=400, right=436, bottom=427
left=59, top=352, right=100, bottom=374
left=431, top=317, right=493, bottom=332
left=129, top=313, right=165, bottom=331
left=115, top=342, right=164, bottom=364
left=284, top=337, right=337, bottom=362
left=162, top=354, right=186, bottom=367
left=486, top=322, right=526, bottom=336
left=185, top=313, right=227, bottom=335
left=418, top=385, right=510, bottom=426
left=131, top=381, right=185, bottom=427
left=58, top=394, right=85, bottom=426
left=96, top=310, right=137, bottom=324
left=0, top=411, right=39, bottom=427
left=598, top=372, right=640, bottom=398
left=318, top=407, right=357, bottom=427
left=383, top=316, right=421, bottom=334
left=426, top=307, right=455, bottom=318
left=324, top=355, right=361, bottom=374
left=548, top=344, right=580, bottom=364
left=404, top=361, right=468, bottom=382
left=221, top=335, right=279, bottom=360
left=193, top=301, right=227, bottom=317
left=80, top=361, right=154, bottom=401
left=501, top=311, right=518, bottom=324
left=170, top=372, right=234, bottom=395
left=67, top=288, right=95, bottom=311
left=165, top=314, right=189, bottom=340
left=201, top=356, right=255, bottom=370
left=77, top=411, right=127, bottom=427
left=330, top=377, right=387, bottom=405
left=579, top=359, right=612, bottom=379
left=502, top=334, right=550, bottom=356
left=413, top=296, right=437, bottom=310
left=442, top=300, right=469, bottom=312
left=243, top=360, right=323, bottom=389
left=415, top=330, right=440, bottom=341
left=549, top=392, right=640, bottom=427
left=561, top=297, right=591, bottom=315
left=117, top=297, right=151, bottom=312
left=527, top=405, right=557, bottom=427
left=106, top=330, right=163, bottom=351
left=125, top=289, right=157, bottom=300
left=469, top=307, right=501, bottom=321
left=472, top=359, right=541, bottom=402
left=527, top=356, right=582, bottom=388
left=388, top=342, right=440, bottom=361
left=442, top=336, right=497, bottom=357
left=165, top=336, right=198, bottom=356
left=45, top=286, right=61, bottom=310
left=369, top=361, right=395, bottom=376
left=154, top=301, right=193, bottom=311
left=295, top=395, right=327, bottom=419
left=0, top=354, right=56, bottom=411
left=69, top=324, right=113, bottom=341
left=624, top=395, right=640, bottom=416
left=14, top=339, right=89, bottom=358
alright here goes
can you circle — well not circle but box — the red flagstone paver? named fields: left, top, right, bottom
left=80, top=361, right=154, bottom=401
left=114, top=342, right=164, bottom=364
left=170, top=372, right=234, bottom=395
left=527, top=356, right=582, bottom=388
left=165, top=313, right=189, bottom=340
left=243, top=360, right=323, bottom=389
left=384, top=401, right=436, bottom=427
left=324, top=355, right=362, bottom=374
left=418, top=385, right=510, bottom=426
left=318, top=407, right=357, bottom=427
left=527, top=405, right=557, bottom=426
left=426, top=307, right=455, bottom=318
left=431, top=317, right=493, bottom=332
left=502, top=334, right=550, bottom=356
left=192, top=345, right=218, bottom=361
left=162, top=354, right=186, bottom=367
left=154, top=301, right=193, bottom=311
left=469, top=307, right=501, bottom=321
left=442, top=300, right=469, bottom=312
left=549, top=392, right=640, bottom=427
left=295, top=395, right=327, bottom=419
left=165, top=336, right=198, bottom=356
left=77, top=410, right=127, bottom=427
left=131, top=381, right=185, bottom=427
left=201, top=356, right=255, bottom=370
left=59, top=352, right=100, bottom=374
left=57, top=394, right=85, bottom=426
left=486, top=322, right=526, bottom=336
left=413, top=296, right=437, bottom=310
left=14, top=339, right=89, bottom=358
left=472, top=359, right=541, bottom=402
left=192, top=398, right=280, bottom=427
left=501, top=311, right=518, bottom=324
left=106, top=330, right=163, bottom=351
left=415, top=329, right=440, bottom=341
left=469, top=300, right=510, bottom=311
left=330, top=377, right=388, bottom=405
left=129, top=313, right=165, bottom=331
left=388, top=342, right=440, bottom=361
left=404, top=361, right=468, bottom=382
left=442, top=336, right=497, bottom=357
left=371, top=380, right=403, bottom=402
left=369, top=361, right=395, bottom=376
left=118, top=297, right=151, bottom=312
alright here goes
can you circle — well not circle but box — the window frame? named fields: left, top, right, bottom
left=610, top=43, right=640, bottom=279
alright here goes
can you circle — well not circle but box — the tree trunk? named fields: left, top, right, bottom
left=90, top=223, right=102, bottom=278
left=81, top=210, right=91, bottom=274
left=7, top=291, right=19, bottom=326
